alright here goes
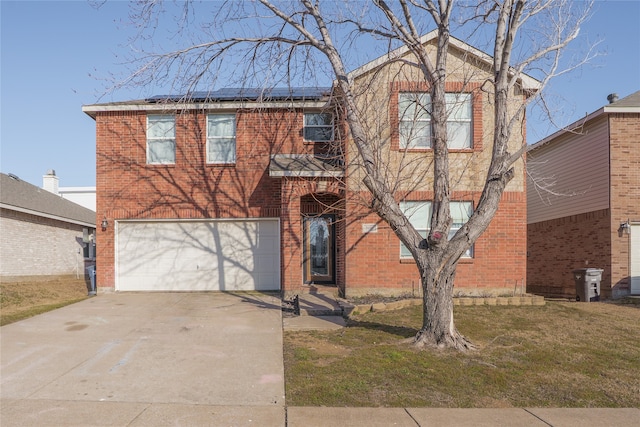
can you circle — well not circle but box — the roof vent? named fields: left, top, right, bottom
left=8, top=173, right=20, bottom=181
left=607, top=93, right=618, bottom=104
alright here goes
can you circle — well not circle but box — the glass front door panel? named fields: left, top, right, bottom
left=304, top=215, right=334, bottom=283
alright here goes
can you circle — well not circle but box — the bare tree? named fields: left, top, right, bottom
left=114, top=0, right=593, bottom=351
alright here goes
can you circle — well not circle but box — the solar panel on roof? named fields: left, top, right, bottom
left=147, top=87, right=331, bottom=103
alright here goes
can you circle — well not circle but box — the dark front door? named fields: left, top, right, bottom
left=303, top=215, right=335, bottom=284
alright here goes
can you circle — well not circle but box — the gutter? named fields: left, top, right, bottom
left=0, top=203, right=95, bottom=228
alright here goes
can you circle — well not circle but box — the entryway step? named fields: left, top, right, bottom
left=296, top=292, right=344, bottom=317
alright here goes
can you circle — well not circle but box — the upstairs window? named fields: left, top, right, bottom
left=399, top=201, right=474, bottom=258
left=399, top=93, right=431, bottom=149
left=398, top=93, right=472, bottom=149
left=304, top=113, right=333, bottom=142
left=147, top=115, right=176, bottom=164
left=207, top=114, right=236, bottom=164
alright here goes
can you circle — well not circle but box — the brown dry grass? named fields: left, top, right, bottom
left=284, top=301, right=640, bottom=408
left=0, top=276, right=89, bottom=325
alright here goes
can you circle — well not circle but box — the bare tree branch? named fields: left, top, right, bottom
left=108, top=0, right=596, bottom=351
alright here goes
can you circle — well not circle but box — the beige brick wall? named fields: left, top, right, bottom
left=1, top=208, right=90, bottom=277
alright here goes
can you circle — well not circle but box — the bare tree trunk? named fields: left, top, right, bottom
left=413, top=255, right=475, bottom=351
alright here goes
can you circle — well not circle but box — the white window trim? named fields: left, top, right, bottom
left=399, top=200, right=474, bottom=258
left=399, top=93, right=431, bottom=149
left=445, top=93, right=472, bottom=150
left=398, top=92, right=472, bottom=149
left=147, top=114, right=176, bottom=165
left=206, top=113, right=237, bottom=164
left=304, top=112, right=334, bottom=142
left=399, top=201, right=430, bottom=258
left=450, top=201, right=474, bottom=258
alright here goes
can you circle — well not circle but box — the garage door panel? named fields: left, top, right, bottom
left=117, top=220, right=280, bottom=291
left=631, top=224, right=640, bottom=294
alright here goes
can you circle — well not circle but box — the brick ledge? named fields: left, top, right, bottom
left=344, top=295, right=546, bottom=316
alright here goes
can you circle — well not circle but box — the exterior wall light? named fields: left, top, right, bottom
left=101, top=216, right=109, bottom=231
left=619, top=220, right=631, bottom=235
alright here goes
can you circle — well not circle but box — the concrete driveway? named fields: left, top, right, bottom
left=1, top=292, right=285, bottom=426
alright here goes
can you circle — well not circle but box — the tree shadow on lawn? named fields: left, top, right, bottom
left=345, top=318, right=418, bottom=339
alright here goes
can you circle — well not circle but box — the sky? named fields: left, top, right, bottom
left=1, top=0, right=639, bottom=188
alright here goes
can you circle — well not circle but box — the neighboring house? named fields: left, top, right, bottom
left=43, top=169, right=97, bottom=211
left=83, top=31, right=536, bottom=296
left=527, top=91, right=640, bottom=299
left=0, top=173, right=96, bottom=279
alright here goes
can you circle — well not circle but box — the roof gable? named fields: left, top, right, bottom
left=348, top=30, right=540, bottom=91
left=606, top=90, right=640, bottom=111
left=529, top=89, right=640, bottom=151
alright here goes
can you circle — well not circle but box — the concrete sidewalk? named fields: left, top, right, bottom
left=287, top=407, right=640, bottom=426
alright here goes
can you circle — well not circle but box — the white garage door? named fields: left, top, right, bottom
left=631, top=224, right=640, bottom=294
left=116, top=220, right=280, bottom=291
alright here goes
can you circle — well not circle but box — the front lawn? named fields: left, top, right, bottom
left=284, top=301, right=640, bottom=407
left=0, top=276, right=89, bottom=326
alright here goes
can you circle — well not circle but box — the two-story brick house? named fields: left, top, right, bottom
left=83, top=32, right=536, bottom=297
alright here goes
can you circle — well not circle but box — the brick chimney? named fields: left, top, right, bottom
left=43, top=169, right=59, bottom=194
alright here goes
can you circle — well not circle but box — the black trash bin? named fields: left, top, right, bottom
left=572, top=268, right=602, bottom=302
left=86, top=265, right=97, bottom=296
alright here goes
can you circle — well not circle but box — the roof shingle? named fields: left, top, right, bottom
left=0, top=173, right=95, bottom=227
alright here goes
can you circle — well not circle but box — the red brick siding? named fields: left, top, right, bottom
left=344, top=191, right=526, bottom=295
left=526, top=113, right=640, bottom=299
left=96, top=108, right=309, bottom=290
left=527, top=209, right=612, bottom=298
left=609, top=113, right=640, bottom=296
left=279, top=179, right=345, bottom=295
left=95, top=100, right=527, bottom=296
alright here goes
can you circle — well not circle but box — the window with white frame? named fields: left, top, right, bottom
left=147, top=115, right=176, bottom=164
left=398, top=93, right=472, bottom=149
left=304, top=112, right=333, bottom=142
left=450, top=202, right=474, bottom=257
left=399, top=201, right=473, bottom=258
left=399, top=201, right=431, bottom=258
left=399, top=93, right=431, bottom=149
left=207, top=114, right=236, bottom=163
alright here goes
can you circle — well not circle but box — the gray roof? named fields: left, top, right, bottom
left=529, top=89, right=640, bottom=150
left=0, top=173, right=95, bottom=227
left=609, top=90, right=640, bottom=108
left=83, top=87, right=334, bottom=119
left=88, top=87, right=332, bottom=108
left=269, top=155, right=344, bottom=178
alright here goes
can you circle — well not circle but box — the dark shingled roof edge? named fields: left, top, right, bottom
left=0, top=173, right=95, bottom=227
left=146, top=87, right=333, bottom=103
